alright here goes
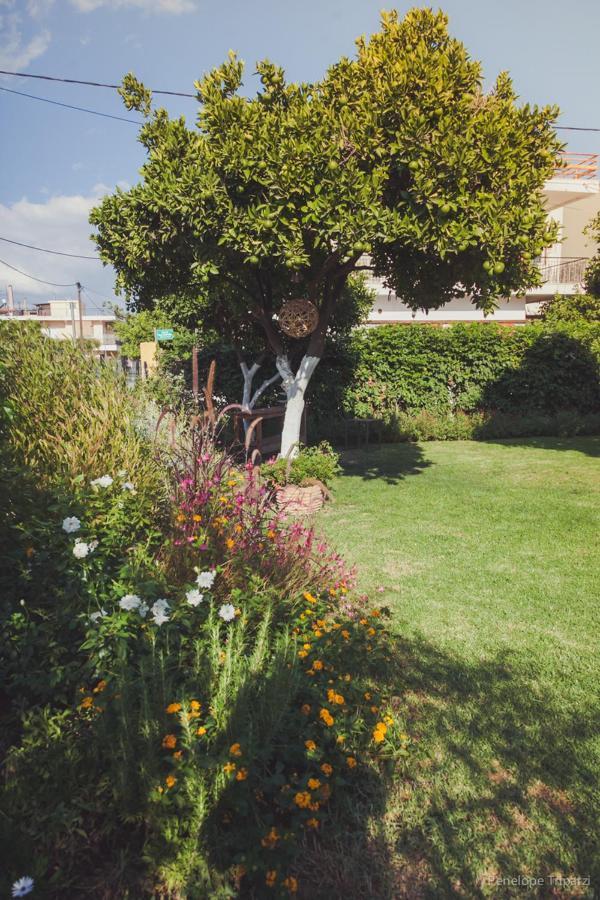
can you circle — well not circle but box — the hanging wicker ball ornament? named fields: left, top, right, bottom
left=278, top=298, right=319, bottom=338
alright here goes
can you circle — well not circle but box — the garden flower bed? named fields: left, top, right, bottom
left=0, top=329, right=405, bottom=898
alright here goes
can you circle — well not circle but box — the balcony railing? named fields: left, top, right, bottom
left=555, top=152, right=598, bottom=180
left=537, top=256, right=588, bottom=284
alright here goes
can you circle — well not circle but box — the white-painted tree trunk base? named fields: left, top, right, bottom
left=278, top=353, right=320, bottom=458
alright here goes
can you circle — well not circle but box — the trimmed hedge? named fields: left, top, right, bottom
left=152, top=320, right=600, bottom=442
left=339, top=322, right=600, bottom=417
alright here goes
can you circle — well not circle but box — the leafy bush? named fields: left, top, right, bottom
left=0, top=322, right=163, bottom=491
left=263, top=442, right=341, bottom=488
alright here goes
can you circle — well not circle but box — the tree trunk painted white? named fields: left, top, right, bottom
left=278, top=353, right=321, bottom=458
left=240, top=361, right=281, bottom=411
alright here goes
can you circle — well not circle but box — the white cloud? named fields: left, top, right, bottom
left=70, top=0, right=195, bottom=12
left=0, top=187, right=120, bottom=307
left=0, top=2, right=51, bottom=70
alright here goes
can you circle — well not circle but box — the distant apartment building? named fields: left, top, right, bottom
left=0, top=298, right=118, bottom=354
left=365, top=152, right=600, bottom=326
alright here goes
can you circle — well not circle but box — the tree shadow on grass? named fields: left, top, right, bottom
left=378, top=634, right=600, bottom=899
left=339, top=443, right=432, bottom=486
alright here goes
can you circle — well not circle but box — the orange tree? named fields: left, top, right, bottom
left=91, top=7, right=561, bottom=456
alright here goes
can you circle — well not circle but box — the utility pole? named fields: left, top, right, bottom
left=76, top=281, right=84, bottom=343
left=7, top=284, right=14, bottom=315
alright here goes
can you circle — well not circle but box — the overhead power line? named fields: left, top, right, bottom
left=0, top=68, right=197, bottom=99
left=0, top=235, right=100, bottom=260
left=0, top=85, right=143, bottom=125
left=0, top=255, right=77, bottom=287
left=1, top=68, right=600, bottom=132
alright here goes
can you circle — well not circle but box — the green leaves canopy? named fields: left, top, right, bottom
left=90, top=7, right=561, bottom=354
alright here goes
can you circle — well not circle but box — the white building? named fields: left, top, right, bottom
left=0, top=298, right=118, bottom=354
left=365, top=152, right=600, bottom=326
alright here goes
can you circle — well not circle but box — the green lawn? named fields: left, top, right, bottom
left=319, top=437, right=600, bottom=899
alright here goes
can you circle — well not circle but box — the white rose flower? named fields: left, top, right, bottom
left=62, top=516, right=81, bottom=534
left=88, top=539, right=99, bottom=552
left=122, top=482, right=136, bottom=492
left=152, top=611, right=170, bottom=626
left=218, top=603, right=236, bottom=622
left=196, top=570, right=216, bottom=589
left=138, top=601, right=149, bottom=618
left=119, top=594, right=142, bottom=611
left=91, top=475, right=113, bottom=488
left=151, top=598, right=170, bottom=617
left=73, top=540, right=90, bottom=559
left=12, top=876, right=34, bottom=898
left=185, top=589, right=204, bottom=607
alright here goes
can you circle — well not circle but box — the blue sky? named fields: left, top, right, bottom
left=1, top=0, right=599, bottom=307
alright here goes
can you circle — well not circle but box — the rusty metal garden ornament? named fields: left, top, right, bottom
left=278, top=298, right=319, bottom=338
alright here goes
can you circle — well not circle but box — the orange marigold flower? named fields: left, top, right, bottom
left=166, top=702, right=182, bottom=714
left=368, top=627, right=376, bottom=636
left=283, top=876, right=298, bottom=894
left=301, top=703, right=311, bottom=715
left=298, top=650, right=308, bottom=659
left=262, top=827, right=280, bottom=849
left=373, top=728, right=386, bottom=744
left=336, top=735, right=346, bottom=744
left=236, top=767, right=248, bottom=781
left=305, top=739, right=317, bottom=751
left=371, top=705, right=379, bottom=714
left=313, top=660, right=323, bottom=671
left=371, top=609, right=380, bottom=617
left=173, top=750, right=183, bottom=760
left=327, top=688, right=336, bottom=703
left=360, top=618, right=368, bottom=626
left=79, top=696, right=93, bottom=709
left=364, top=692, right=372, bottom=700
left=321, top=763, right=333, bottom=776
left=197, top=726, right=207, bottom=736
left=319, top=708, right=334, bottom=727
left=190, top=699, right=201, bottom=711
left=267, top=529, right=276, bottom=539
left=294, top=791, right=312, bottom=808
left=303, top=643, right=311, bottom=650
left=306, top=817, right=319, bottom=829
left=226, top=538, right=235, bottom=550
left=192, top=513, right=202, bottom=522
left=346, top=756, right=357, bottom=769
left=230, top=743, right=242, bottom=757
left=303, top=591, right=317, bottom=604
left=162, top=734, right=177, bottom=749
left=334, top=694, right=345, bottom=705
left=341, top=630, right=350, bottom=640
left=223, top=762, right=236, bottom=774
left=307, top=778, right=321, bottom=790
left=266, top=869, right=278, bottom=887
left=165, top=775, right=177, bottom=788
left=93, top=680, right=107, bottom=693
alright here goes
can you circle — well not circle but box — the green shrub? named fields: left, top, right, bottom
left=0, top=322, right=163, bottom=491
left=263, top=442, right=341, bottom=487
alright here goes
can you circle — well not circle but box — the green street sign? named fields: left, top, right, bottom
left=155, top=328, right=174, bottom=342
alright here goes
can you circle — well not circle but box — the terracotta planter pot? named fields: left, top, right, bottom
left=276, top=482, right=326, bottom=515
